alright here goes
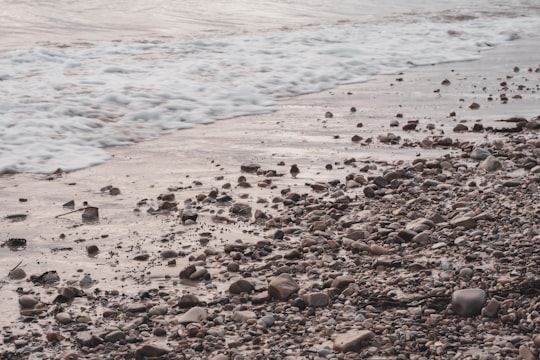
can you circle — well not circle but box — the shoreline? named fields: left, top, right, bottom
left=0, top=37, right=539, bottom=359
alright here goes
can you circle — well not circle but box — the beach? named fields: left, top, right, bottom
left=1, top=34, right=539, bottom=359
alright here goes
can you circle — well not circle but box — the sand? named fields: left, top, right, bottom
left=0, top=36, right=539, bottom=359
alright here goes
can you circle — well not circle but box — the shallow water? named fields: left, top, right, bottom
left=1, top=0, right=540, bottom=174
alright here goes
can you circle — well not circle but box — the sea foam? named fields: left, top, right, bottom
left=1, top=15, right=539, bottom=173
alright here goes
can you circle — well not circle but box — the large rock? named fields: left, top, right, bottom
left=229, top=279, right=254, bottom=294
left=479, top=156, right=502, bottom=171
left=177, top=307, right=207, bottom=324
left=333, top=330, right=375, bottom=352
left=452, top=288, right=486, bottom=317
left=470, top=147, right=491, bottom=160
left=268, top=274, right=299, bottom=301
left=230, top=203, right=252, bottom=217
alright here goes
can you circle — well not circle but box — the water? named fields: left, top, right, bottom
left=1, top=0, right=540, bottom=174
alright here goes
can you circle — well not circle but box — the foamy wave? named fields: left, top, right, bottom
left=1, top=16, right=539, bottom=173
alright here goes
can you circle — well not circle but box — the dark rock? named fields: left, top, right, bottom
left=241, top=163, right=261, bottom=173
left=452, top=288, right=486, bottom=317
left=230, top=203, right=252, bottom=217
left=135, top=344, right=171, bottom=359
left=81, top=207, right=99, bottom=222
left=229, top=279, right=254, bottom=294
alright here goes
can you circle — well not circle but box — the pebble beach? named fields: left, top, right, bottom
left=1, top=34, right=540, bottom=360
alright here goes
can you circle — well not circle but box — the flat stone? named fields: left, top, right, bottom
left=135, top=344, right=171, bottom=359
left=148, top=305, right=169, bottom=316
left=331, top=275, right=355, bottom=290
left=452, top=288, right=486, bottom=317
left=178, top=306, right=207, bottom=324
left=370, top=244, right=390, bottom=255
left=450, top=216, right=477, bottom=229
left=333, top=330, right=375, bottom=353
left=470, top=148, right=491, bottom=160
left=268, top=274, right=299, bottom=301
left=104, top=330, right=125, bottom=343
left=303, top=292, right=330, bottom=307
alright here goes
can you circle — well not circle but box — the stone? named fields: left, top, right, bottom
left=240, top=163, right=260, bottom=173
left=519, top=345, right=535, bottom=360
left=178, top=307, right=207, bottom=324
left=189, top=268, right=209, bottom=281
left=482, top=298, right=500, bottom=317
left=303, top=292, right=330, bottom=307
left=148, top=305, right=169, bottom=316
left=180, top=210, right=198, bottom=223
left=104, top=330, right=125, bottom=343
left=179, top=264, right=196, bottom=279
left=333, top=330, right=375, bottom=353
left=230, top=202, right=252, bottom=217
left=268, top=274, right=299, bottom=301
left=470, top=148, right=491, bottom=160
left=412, top=232, right=430, bottom=245
left=135, top=344, right=171, bottom=359
left=533, top=334, right=540, bottom=347
left=370, top=244, right=390, bottom=255
left=331, top=275, right=355, bottom=290
left=178, top=294, right=200, bottom=308
left=19, top=295, right=39, bottom=309
left=160, top=250, right=178, bottom=259
left=453, top=124, right=468, bottom=132
left=229, top=279, right=254, bottom=294
left=479, top=156, right=502, bottom=171
left=81, top=207, right=99, bottom=222
left=451, top=288, right=486, bottom=317
left=232, top=310, right=257, bottom=323
left=56, top=312, right=73, bottom=324
left=373, top=176, right=388, bottom=188
left=8, top=267, right=26, bottom=280
left=450, top=215, right=476, bottom=229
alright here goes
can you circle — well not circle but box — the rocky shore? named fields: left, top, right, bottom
left=1, top=42, right=539, bottom=359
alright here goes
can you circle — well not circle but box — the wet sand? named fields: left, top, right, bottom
left=0, top=37, right=539, bottom=359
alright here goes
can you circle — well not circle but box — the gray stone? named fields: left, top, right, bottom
left=178, top=307, right=207, bottom=324
left=104, top=330, right=125, bottom=343
left=232, top=310, right=257, bottom=323
left=19, top=295, right=39, bottom=309
left=452, top=288, right=486, bottom=317
left=189, top=268, right=209, bottom=281
left=479, top=156, right=502, bottom=171
left=268, top=274, right=299, bottom=301
left=412, top=232, right=430, bottom=245
left=333, top=330, right=375, bottom=353
left=450, top=215, right=476, bottom=229
left=470, top=148, right=491, bottom=160
left=482, top=298, right=500, bottom=318
left=148, top=305, right=169, bottom=316
left=56, top=312, right=73, bottom=324
left=533, top=334, right=540, bottom=347
left=230, top=203, right=252, bottom=217
left=331, top=275, right=355, bottom=290
left=303, top=292, right=330, bottom=307
left=9, top=268, right=26, bottom=280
